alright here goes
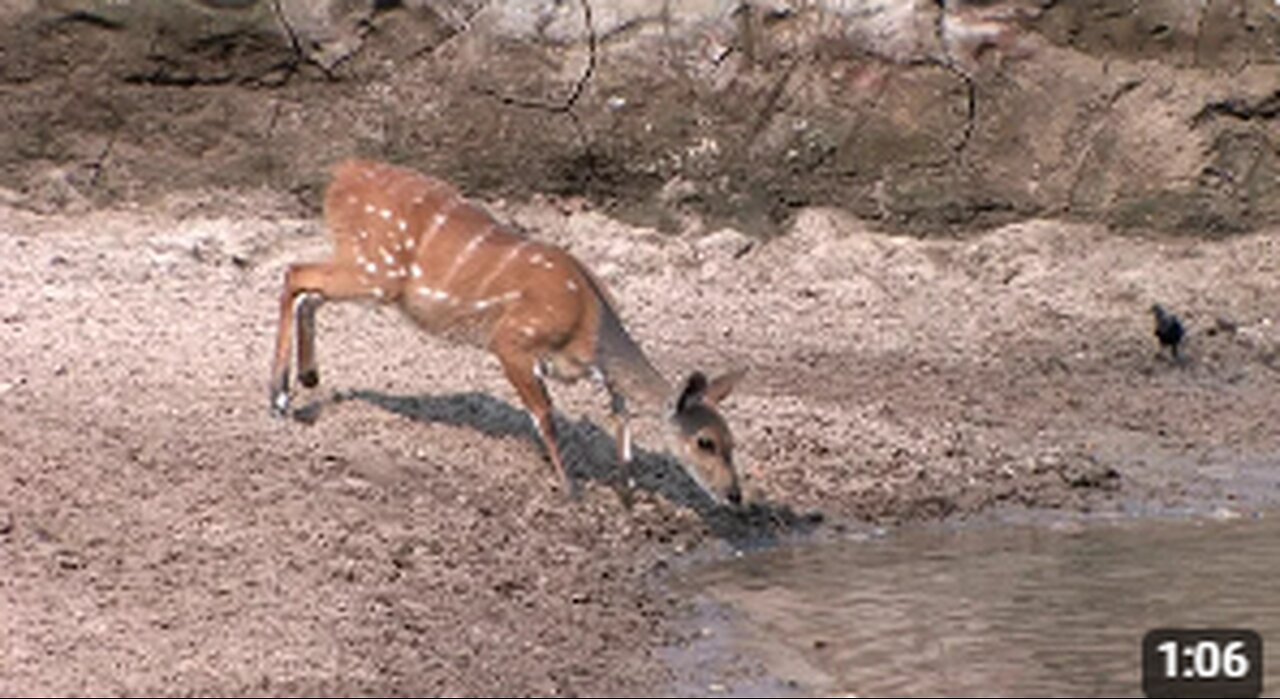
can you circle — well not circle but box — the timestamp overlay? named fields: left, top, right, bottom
left=1142, top=629, right=1262, bottom=698
left=680, top=514, right=1280, bottom=697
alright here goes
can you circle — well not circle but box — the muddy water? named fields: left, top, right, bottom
left=680, top=513, right=1279, bottom=697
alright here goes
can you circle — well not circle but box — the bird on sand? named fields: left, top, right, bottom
left=1150, top=304, right=1185, bottom=360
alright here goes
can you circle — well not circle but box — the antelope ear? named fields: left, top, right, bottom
left=676, top=371, right=708, bottom=413
left=702, top=368, right=746, bottom=406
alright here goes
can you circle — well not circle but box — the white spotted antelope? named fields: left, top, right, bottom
left=269, top=159, right=745, bottom=506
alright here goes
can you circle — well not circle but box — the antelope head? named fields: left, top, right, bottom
left=669, top=370, right=745, bottom=508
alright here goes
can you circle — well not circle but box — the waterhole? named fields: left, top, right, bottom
left=678, top=512, right=1279, bottom=697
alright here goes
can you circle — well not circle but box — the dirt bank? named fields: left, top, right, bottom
left=3, top=190, right=1280, bottom=694
left=4, top=1, right=1280, bottom=237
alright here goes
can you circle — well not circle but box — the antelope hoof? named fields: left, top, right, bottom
left=298, top=368, right=320, bottom=388
left=271, top=390, right=291, bottom=417
left=615, top=482, right=635, bottom=510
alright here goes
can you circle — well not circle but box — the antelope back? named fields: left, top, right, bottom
left=323, top=160, right=601, bottom=356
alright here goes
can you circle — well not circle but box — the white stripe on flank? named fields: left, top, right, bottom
left=472, top=289, right=522, bottom=312
left=410, top=263, right=423, bottom=279
left=473, top=240, right=530, bottom=297
left=437, top=223, right=492, bottom=291
left=418, top=200, right=458, bottom=254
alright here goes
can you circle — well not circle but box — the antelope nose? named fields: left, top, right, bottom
left=726, top=484, right=742, bottom=507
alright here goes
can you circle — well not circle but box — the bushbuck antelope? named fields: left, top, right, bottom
left=269, top=159, right=744, bottom=506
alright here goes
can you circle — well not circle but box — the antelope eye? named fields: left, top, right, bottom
left=696, top=436, right=718, bottom=455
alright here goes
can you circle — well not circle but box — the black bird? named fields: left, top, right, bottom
left=1151, top=304, right=1185, bottom=360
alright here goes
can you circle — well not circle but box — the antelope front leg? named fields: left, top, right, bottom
left=492, top=339, right=574, bottom=497
left=607, top=388, right=636, bottom=507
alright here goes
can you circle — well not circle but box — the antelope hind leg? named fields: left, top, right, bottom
left=269, top=263, right=377, bottom=416
left=295, top=292, right=323, bottom=389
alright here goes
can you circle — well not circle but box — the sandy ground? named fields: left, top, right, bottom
left=3, top=192, right=1280, bottom=695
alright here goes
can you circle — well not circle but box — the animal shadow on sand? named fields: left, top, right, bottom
left=293, top=390, right=822, bottom=546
